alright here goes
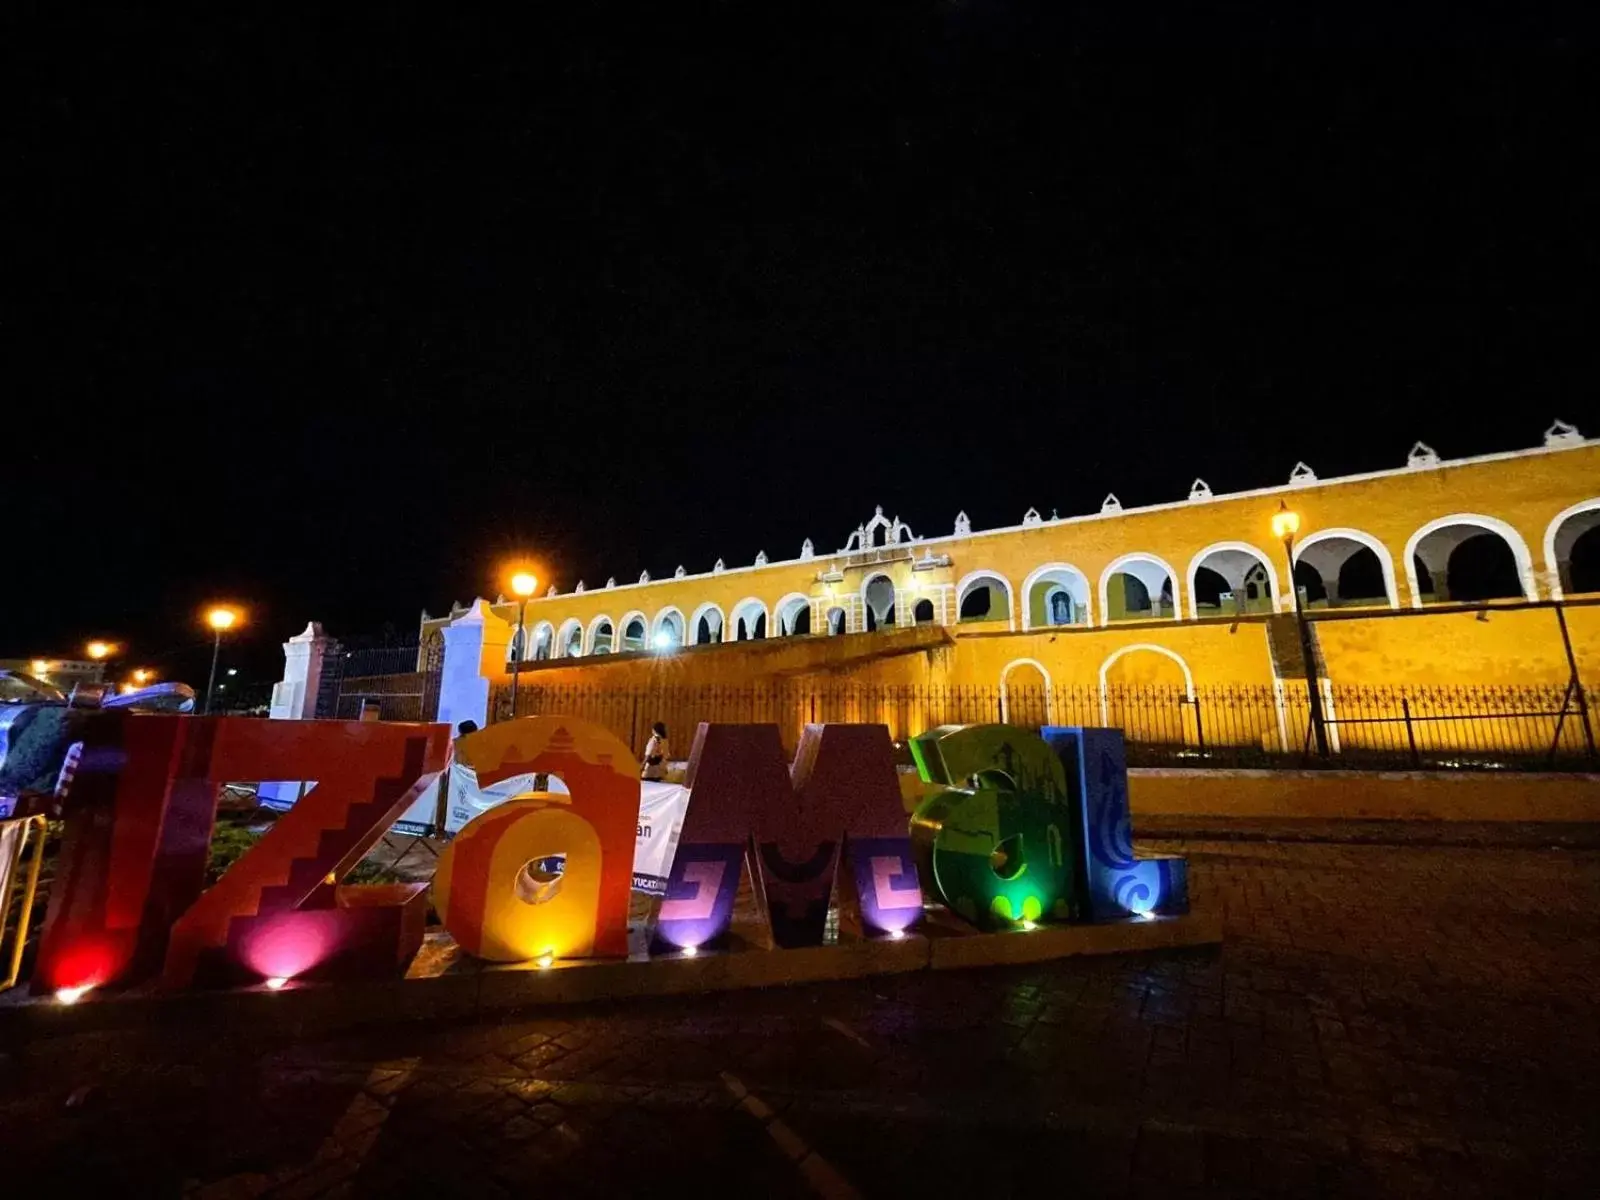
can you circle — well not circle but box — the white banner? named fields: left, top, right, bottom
left=633, top=781, right=689, bottom=895
left=441, top=765, right=691, bottom=894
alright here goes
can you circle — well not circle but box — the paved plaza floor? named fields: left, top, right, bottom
left=3, top=820, right=1599, bottom=1197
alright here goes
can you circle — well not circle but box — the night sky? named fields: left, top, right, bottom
left=10, top=4, right=1599, bottom=688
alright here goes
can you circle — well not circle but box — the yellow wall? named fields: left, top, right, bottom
left=440, top=439, right=1598, bottom=707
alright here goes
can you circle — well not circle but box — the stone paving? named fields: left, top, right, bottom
left=3, top=823, right=1599, bottom=1197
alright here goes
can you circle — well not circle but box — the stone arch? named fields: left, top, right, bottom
left=862, top=573, right=897, bottom=632
left=1292, top=528, right=1399, bottom=609
left=529, top=621, right=555, bottom=662
left=1185, top=541, right=1280, bottom=619
left=1107, top=643, right=1196, bottom=739
left=690, top=601, right=726, bottom=646
left=586, top=615, right=616, bottom=655
left=1021, top=563, right=1093, bottom=630
left=729, top=596, right=768, bottom=641
left=1097, top=553, right=1180, bottom=625
left=1544, top=499, right=1600, bottom=599
left=775, top=593, right=811, bottom=636
left=1404, top=514, right=1537, bottom=607
left=955, top=570, right=1015, bottom=629
left=651, top=606, right=686, bottom=649
left=913, top=598, right=935, bottom=624
left=556, top=618, right=584, bottom=658
left=826, top=605, right=848, bottom=636
left=619, top=612, right=648, bottom=653
left=999, top=658, right=1053, bottom=726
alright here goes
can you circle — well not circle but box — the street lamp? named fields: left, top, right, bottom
left=508, top=571, right=538, bottom=717
left=1273, top=501, right=1329, bottom=756
left=204, top=607, right=240, bottom=716
left=131, top=668, right=155, bottom=686
left=85, top=640, right=115, bottom=661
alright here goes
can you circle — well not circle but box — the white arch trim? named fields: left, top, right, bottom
left=859, top=572, right=897, bottom=625
left=1402, top=512, right=1538, bottom=608
left=1184, top=540, right=1282, bottom=620
left=999, top=657, right=1053, bottom=725
left=689, top=601, right=727, bottom=644
left=954, top=569, right=1016, bottom=631
left=617, top=610, right=649, bottom=649
left=528, top=620, right=555, bottom=659
left=1096, top=552, right=1181, bottom=627
left=1019, top=563, right=1094, bottom=630
left=1291, top=527, right=1400, bottom=609
left=555, top=618, right=585, bottom=658
left=651, top=605, right=687, bottom=644
left=1097, top=643, right=1196, bottom=723
left=1543, top=498, right=1600, bottom=601
left=585, top=614, right=617, bottom=654
left=775, top=592, right=812, bottom=635
left=729, top=596, right=770, bottom=638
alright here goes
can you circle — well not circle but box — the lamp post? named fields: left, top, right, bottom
left=204, top=607, right=240, bottom=715
left=509, top=572, right=538, bottom=718
left=1273, top=502, right=1330, bottom=757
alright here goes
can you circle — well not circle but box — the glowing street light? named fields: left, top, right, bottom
left=30, top=659, right=51, bottom=677
left=204, top=606, right=242, bottom=715
left=132, top=668, right=154, bottom=685
left=1273, top=501, right=1328, bottom=756
left=85, top=640, right=115, bottom=661
left=508, top=570, right=539, bottom=716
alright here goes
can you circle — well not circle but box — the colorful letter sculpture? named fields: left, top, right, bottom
left=653, top=723, right=920, bottom=953
left=909, top=724, right=1078, bottom=928
left=1041, top=726, right=1188, bottom=919
left=33, top=712, right=448, bottom=993
left=432, top=717, right=640, bottom=961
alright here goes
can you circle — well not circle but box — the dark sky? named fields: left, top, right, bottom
left=10, top=4, right=1599, bottom=687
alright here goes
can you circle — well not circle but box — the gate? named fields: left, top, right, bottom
left=318, top=629, right=445, bottom=722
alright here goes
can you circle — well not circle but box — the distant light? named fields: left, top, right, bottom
left=119, top=683, right=136, bottom=695
left=536, top=952, right=554, bottom=970
left=85, top=641, right=114, bottom=660
left=132, top=668, right=154, bottom=684
left=653, top=631, right=675, bottom=650
left=226, top=668, right=238, bottom=676
left=264, top=977, right=289, bottom=991
left=57, top=985, right=91, bottom=1005
left=30, top=658, right=50, bottom=675
left=681, top=945, right=699, bottom=957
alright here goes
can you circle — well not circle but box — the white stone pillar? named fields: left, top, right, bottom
left=258, top=623, right=337, bottom=810
left=436, top=598, right=514, bottom=733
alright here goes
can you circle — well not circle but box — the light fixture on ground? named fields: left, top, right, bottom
left=57, top=985, right=91, bottom=1005
left=508, top=570, right=539, bottom=716
left=1272, top=501, right=1329, bottom=756
left=204, top=607, right=242, bottom=716
left=264, top=976, right=289, bottom=991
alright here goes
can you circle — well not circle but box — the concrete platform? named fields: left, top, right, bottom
left=0, top=908, right=1219, bottom=1042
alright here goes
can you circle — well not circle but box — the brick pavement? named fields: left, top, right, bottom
left=3, top=824, right=1599, bottom=1197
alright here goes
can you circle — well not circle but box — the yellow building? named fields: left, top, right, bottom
left=424, top=424, right=1599, bottom=753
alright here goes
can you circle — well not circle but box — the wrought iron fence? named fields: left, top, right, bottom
left=318, top=632, right=444, bottom=723
left=489, top=679, right=1596, bottom=772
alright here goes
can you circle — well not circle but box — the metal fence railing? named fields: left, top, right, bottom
left=488, top=679, right=1597, bottom=773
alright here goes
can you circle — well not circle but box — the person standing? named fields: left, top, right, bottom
left=642, top=721, right=671, bottom=781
